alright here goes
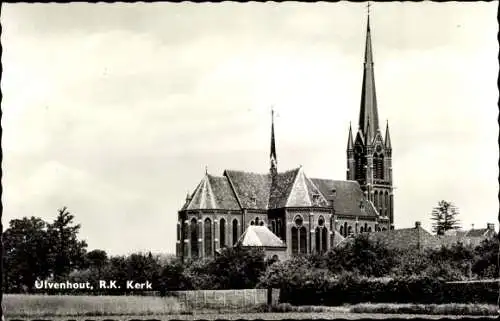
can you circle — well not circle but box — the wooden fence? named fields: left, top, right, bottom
left=169, top=288, right=280, bottom=310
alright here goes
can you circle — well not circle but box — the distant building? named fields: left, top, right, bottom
left=366, top=221, right=497, bottom=251
left=176, top=13, right=395, bottom=260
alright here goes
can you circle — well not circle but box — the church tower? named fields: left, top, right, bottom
left=270, top=108, right=278, bottom=177
left=347, top=11, right=394, bottom=228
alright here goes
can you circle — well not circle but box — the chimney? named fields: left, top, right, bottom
left=415, top=221, right=421, bottom=229
left=487, top=223, right=495, bottom=231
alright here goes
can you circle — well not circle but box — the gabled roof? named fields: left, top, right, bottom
left=237, top=225, right=286, bottom=248
left=285, top=168, right=330, bottom=208
left=224, top=170, right=271, bottom=209
left=368, top=226, right=434, bottom=249
left=183, top=174, right=239, bottom=211
left=311, top=179, right=378, bottom=217
left=268, top=168, right=300, bottom=209
left=466, top=228, right=491, bottom=237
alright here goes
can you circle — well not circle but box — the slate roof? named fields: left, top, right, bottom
left=182, top=174, right=240, bottom=211
left=268, top=168, right=300, bottom=209
left=181, top=168, right=378, bottom=218
left=224, top=170, right=271, bottom=209
left=367, top=226, right=434, bottom=250
left=237, top=225, right=287, bottom=248
left=311, top=179, right=378, bottom=217
left=466, top=228, right=490, bottom=237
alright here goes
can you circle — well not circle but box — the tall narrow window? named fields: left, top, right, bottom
left=321, top=227, right=328, bottom=253
left=292, top=216, right=306, bottom=255
left=347, top=225, right=353, bottom=235
left=340, top=225, right=344, bottom=236
left=315, top=226, right=321, bottom=253
left=374, top=191, right=379, bottom=209
left=344, top=222, right=348, bottom=237
left=299, top=227, right=307, bottom=254
left=271, top=220, right=276, bottom=234
left=232, top=219, right=238, bottom=245
left=220, top=218, right=226, bottom=248
left=291, top=227, right=298, bottom=255
left=277, top=219, right=282, bottom=238
left=204, top=218, right=212, bottom=257
left=190, top=218, right=199, bottom=257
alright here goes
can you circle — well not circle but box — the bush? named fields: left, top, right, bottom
left=326, top=234, right=399, bottom=277
left=182, top=246, right=267, bottom=290
left=279, top=275, right=499, bottom=306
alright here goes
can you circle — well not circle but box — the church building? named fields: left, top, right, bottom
left=176, top=14, right=394, bottom=260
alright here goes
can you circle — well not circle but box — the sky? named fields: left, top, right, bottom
left=1, top=2, right=498, bottom=255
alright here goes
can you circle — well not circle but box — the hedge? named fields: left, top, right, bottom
left=279, top=277, right=499, bottom=305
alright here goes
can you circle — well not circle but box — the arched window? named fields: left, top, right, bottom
left=315, top=226, right=321, bottom=253
left=374, top=191, right=379, bottom=209
left=344, top=222, right=348, bottom=237
left=232, top=219, right=238, bottom=245
left=291, top=226, right=298, bottom=255
left=255, top=217, right=260, bottom=226
left=299, top=227, right=307, bottom=254
left=364, top=223, right=368, bottom=232
left=347, top=225, right=353, bottom=235
left=250, top=221, right=255, bottom=225
left=177, top=221, right=181, bottom=243
left=368, top=226, right=372, bottom=232
left=321, top=227, right=328, bottom=253
left=271, top=220, right=276, bottom=234
left=220, top=218, right=226, bottom=248
left=190, top=218, right=199, bottom=257
left=292, top=216, right=306, bottom=255
left=373, top=153, right=385, bottom=180
left=259, top=221, right=264, bottom=226
left=360, top=226, right=364, bottom=233
left=315, top=216, right=327, bottom=254
left=385, top=191, right=390, bottom=218
left=204, top=218, right=212, bottom=257
left=277, top=219, right=282, bottom=238
left=340, top=225, right=344, bottom=236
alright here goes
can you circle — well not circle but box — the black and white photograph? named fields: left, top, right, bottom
left=1, top=1, right=498, bottom=319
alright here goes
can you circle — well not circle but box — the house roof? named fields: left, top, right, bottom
left=466, top=228, right=490, bottom=237
left=237, top=225, right=286, bottom=248
left=367, top=226, right=434, bottom=249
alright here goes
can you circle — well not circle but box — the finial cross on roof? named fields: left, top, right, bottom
left=367, top=1, right=371, bottom=15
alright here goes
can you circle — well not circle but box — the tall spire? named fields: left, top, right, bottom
left=358, top=5, right=379, bottom=142
left=347, top=122, right=354, bottom=151
left=384, top=120, right=392, bottom=149
left=270, top=108, right=277, bottom=174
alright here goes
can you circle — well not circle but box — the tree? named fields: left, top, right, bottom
left=47, top=207, right=87, bottom=280
left=3, top=217, right=52, bottom=292
left=84, top=249, right=108, bottom=279
left=431, top=200, right=461, bottom=235
left=326, top=233, right=398, bottom=277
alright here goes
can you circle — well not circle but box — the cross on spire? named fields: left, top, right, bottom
left=367, top=1, right=371, bottom=16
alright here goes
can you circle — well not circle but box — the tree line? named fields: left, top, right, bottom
left=3, top=206, right=498, bottom=294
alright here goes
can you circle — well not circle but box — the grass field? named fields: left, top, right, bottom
left=3, top=294, right=499, bottom=318
left=3, top=294, right=183, bottom=317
